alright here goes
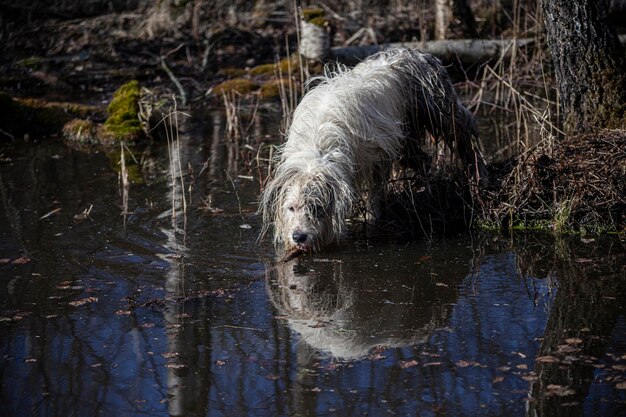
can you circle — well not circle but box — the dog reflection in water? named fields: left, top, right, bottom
left=265, top=259, right=456, bottom=360
left=260, top=48, right=486, bottom=253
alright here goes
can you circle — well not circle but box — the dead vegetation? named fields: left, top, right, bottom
left=482, top=130, right=626, bottom=233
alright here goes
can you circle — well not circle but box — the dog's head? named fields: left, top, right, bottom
left=260, top=166, right=353, bottom=252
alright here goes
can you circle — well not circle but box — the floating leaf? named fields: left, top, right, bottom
left=69, top=297, right=98, bottom=307
left=400, top=360, right=418, bottom=369
left=536, top=355, right=559, bottom=363
left=546, top=384, right=575, bottom=396
left=12, top=257, right=31, bottom=265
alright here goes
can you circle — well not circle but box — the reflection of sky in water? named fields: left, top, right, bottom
left=7, top=250, right=618, bottom=417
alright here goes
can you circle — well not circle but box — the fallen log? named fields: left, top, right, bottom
left=331, top=38, right=535, bottom=66
left=328, top=34, right=626, bottom=66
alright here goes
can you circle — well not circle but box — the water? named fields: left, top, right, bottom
left=1, top=112, right=625, bottom=417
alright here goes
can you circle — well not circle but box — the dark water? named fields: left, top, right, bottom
left=1, top=112, right=625, bottom=417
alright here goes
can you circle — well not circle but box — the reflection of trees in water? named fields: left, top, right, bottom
left=517, top=237, right=626, bottom=416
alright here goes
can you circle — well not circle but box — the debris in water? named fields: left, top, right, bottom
left=68, top=297, right=98, bottom=307
left=280, top=247, right=305, bottom=263
left=39, top=208, right=62, bottom=220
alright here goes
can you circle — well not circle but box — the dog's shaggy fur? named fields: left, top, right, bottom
left=260, top=48, right=486, bottom=252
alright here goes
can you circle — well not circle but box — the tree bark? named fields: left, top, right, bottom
left=541, top=0, right=626, bottom=134
left=434, top=0, right=478, bottom=40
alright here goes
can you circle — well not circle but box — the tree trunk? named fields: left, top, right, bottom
left=434, top=0, right=478, bottom=40
left=541, top=0, right=626, bottom=134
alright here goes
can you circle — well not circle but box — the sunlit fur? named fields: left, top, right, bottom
left=260, top=48, right=486, bottom=252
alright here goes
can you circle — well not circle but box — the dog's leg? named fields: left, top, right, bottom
left=367, top=161, right=390, bottom=223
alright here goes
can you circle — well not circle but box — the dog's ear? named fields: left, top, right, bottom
left=258, top=167, right=298, bottom=230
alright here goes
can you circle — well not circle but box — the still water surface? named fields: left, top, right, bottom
left=1, top=111, right=625, bottom=416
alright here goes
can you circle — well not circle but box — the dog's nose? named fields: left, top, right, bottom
left=292, top=231, right=308, bottom=243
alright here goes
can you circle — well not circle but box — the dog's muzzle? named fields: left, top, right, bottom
left=291, top=231, right=311, bottom=251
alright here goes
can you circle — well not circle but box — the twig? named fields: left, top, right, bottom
left=160, top=56, right=187, bottom=106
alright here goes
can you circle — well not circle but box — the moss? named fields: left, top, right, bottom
left=249, top=56, right=302, bottom=77
left=249, top=63, right=277, bottom=76
left=62, top=119, right=101, bottom=144
left=259, top=79, right=291, bottom=99
left=301, top=8, right=325, bottom=23
left=308, top=16, right=328, bottom=27
left=212, top=78, right=258, bottom=95
left=103, top=80, right=144, bottom=142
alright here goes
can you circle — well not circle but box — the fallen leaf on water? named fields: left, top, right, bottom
left=115, top=310, right=131, bottom=315
left=493, top=376, right=504, bottom=383
left=69, top=297, right=98, bottom=307
left=612, top=365, right=626, bottom=372
left=12, top=257, right=31, bottom=265
left=516, top=364, right=528, bottom=370
left=400, top=360, right=418, bottom=369
left=423, top=362, right=443, bottom=367
left=557, top=344, right=579, bottom=353
left=164, top=363, right=187, bottom=369
left=369, top=353, right=386, bottom=361
left=616, top=382, right=626, bottom=390
left=565, top=338, right=583, bottom=345
left=215, top=360, right=226, bottom=366
left=25, top=358, right=37, bottom=363
left=536, top=355, right=560, bottom=363
left=457, top=360, right=486, bottom=368
left=162, top=352, right=180, bottom=359
left=546, top=384, right=575, bottom=396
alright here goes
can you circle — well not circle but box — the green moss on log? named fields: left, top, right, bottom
left=212, top=78, right=258, bottom=95
left=103, top=80, right=143, bottom=142
left=301, top=8, right=325, bottom=24
left=259, top=79, right=291, bottom=99
left=62, top=119, right=101, bottom=144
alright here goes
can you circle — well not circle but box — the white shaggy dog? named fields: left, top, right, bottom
left=260, top=48, right=486, bottom=252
